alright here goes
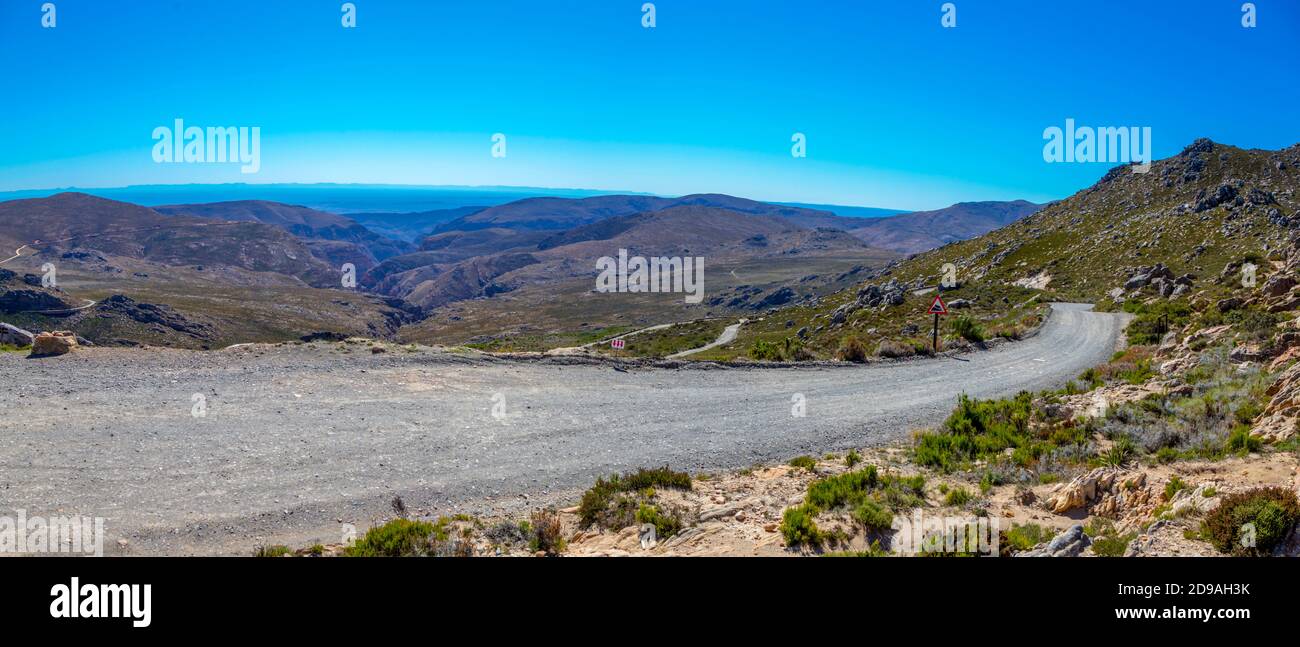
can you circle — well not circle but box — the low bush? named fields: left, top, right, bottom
left=780, top=505, right=822, bottom=546
left=836, top=335, right=868, bottom=362
left=1203, top=487, right=1300, bottom=555
left=529, top=508, right=566, bottom=555
left=635, top=504, right=684, bottom=539
left=1002, top=523, right=1048, bottom=552
left=844, top=449, right=862, bottom=467
left=254, top=544, right=291, bottom=558
left=344, top=519, right=437, bottom=557
left=943, top=487, right=973, bottom=506
left=876, top=339, right=915, bottom=358
left=951, top=315, right=985, bottom=343
left=578, top=466, right=692, bottom=530
left=788, top=455, right=817, bottom=471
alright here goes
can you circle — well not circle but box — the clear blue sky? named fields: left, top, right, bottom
left=1, top=0, right=1296, bottom=209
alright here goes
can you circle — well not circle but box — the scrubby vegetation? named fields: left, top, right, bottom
left=253, top=544, right=291, bottom=557
left=344, top=519, right=440, bottom=557
left=1086, top=518, right=1137, bottom=557
left=529, top=508, right=566, bottom=555
left=1202, top=487, right=1300, bottom=555
left=835, top=335, right=868, bottom=362
left=950, top=315, right=985, bottom=343
left=577, top=466, right=693, bottom=536
left=781, top=465, right=927, bottom=549
left=787, top=455, right=817, bottom=471
left=1002, top=522, right=1048, bottom=552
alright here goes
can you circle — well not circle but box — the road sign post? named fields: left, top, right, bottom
left=928, top=296, right=949, bottom=352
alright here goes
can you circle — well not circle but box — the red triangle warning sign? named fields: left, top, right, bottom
left=928, top=296, right=948, bottom=315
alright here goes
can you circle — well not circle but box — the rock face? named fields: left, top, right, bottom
left=29, top=331, right=78, bottom=357
left=95, top=295, right=214, bottom=338
left=1044, top=467, right=1119, bottom=513
left=0, top=322, right=34, bottom=346
left=1251, top=361, right=1300, bottom=441
left=1018, top=525, right=1092, bottom=557
left=0, top=289, right=71, bottom=313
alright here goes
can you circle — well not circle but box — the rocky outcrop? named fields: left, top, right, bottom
left=95, top=295, right=214, bottom=338
left=1017, top=524, right=1091, bottom=557
left=1251, top=361, right=1300, bottom=441
left=0, top=289, right=71, bottom=313
left=1044, top=467, right=1120, bottom=513
left=29, top=331, right=78, bottom=357
left=0, top=322, right=34, bottom=347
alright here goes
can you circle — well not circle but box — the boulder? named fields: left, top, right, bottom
left=1017, top=525, right=1092, bottom=557
left=1262, top=274, right=1298, bottom=298
left=0, top=322, right=34, bottom=347
left=1043, top=467, right=1121, bottom=514
left=29, top=331, right=78, bottom=357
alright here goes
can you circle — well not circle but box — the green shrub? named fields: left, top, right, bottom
left=944, top=487, right=973, bottom=506
left=344, top=519, right=436, bottom=557
left=805, top=466, right=879, bottom=509
left=1090, top=532, right=1136, bottom=557
left=748, top=339, right=783, bottom=361
left=1101, top=436, right=1137, bottom=467
left=1003, top=523, right=1048, bottom=552
left=635, top=504, right=684, bottom=539
left=951, top=316, right=985, bottom=343
left=1203, top=487, right=1300, bottom=555
left=780, top=504, right=823, bottom=547
left=578, top=466, right=692, bottom=529
left=1124, top=301, right=1192, bottom=345
left=1224, top=426, right=1261, bottom=454
left=844, top=449, right=862, bottom=468
left=852, top=499, right=894, bottom=531
left=1163, top=475, right=1188, bottom=501
left=254, top=544, right=291, bottom=558
left=914, top=391, right=1033, bottom=471
left=788, top=455, right=817, bottom=471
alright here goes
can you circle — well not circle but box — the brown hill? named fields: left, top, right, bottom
left=847, top=200, right=1041, bottom=254
left=155, top=200, right=414, bottom=270
left=0, top=193, right=337, bottom=286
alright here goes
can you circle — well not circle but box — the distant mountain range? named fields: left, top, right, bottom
left=0, top=187, right=1041, bottom=348
left=844, top=200, right=1042, bottom=254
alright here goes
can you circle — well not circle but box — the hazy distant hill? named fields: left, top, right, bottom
left=846, top=200, right=1041, bottom=254
left=384, top=203, right=895, bottom=318
left=345, top=206, right=485, bottom=242
left=155, top=200, right=414, bottom=270
left=0, top=193, right=337, bottom=286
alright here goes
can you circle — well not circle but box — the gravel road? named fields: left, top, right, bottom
left=0, top=303, right=1128, bottom=555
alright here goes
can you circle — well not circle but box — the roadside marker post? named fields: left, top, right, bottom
left=928, top=296, right=949, bottom=352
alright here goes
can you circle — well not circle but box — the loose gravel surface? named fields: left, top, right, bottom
left=0, top=303, right=1128, bottom=555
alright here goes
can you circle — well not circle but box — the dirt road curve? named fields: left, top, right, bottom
left=0, top=303, right=1128, bottom=555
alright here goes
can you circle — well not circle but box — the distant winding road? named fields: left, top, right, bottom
left=0, top=303, right=1128, bottom=555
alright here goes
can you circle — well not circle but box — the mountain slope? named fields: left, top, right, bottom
left=0, top=193, right=338, bottom=286
left=705, top=138, right=1300, bottom=362
left=155, top=200, right=414, bottom=269
left=847, top=200, right=1041, bottom=254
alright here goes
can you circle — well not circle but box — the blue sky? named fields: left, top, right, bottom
left=1, top=0, right=1296, bottom=209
